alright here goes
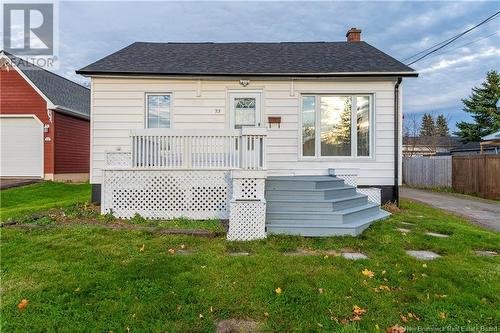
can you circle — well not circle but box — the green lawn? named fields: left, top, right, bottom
left=1, top=183, right=499, bottom=332
left=0, top=182, right=91, bottom=221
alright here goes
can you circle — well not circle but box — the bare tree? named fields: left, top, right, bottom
left=403, top=113, right=421, bottom=156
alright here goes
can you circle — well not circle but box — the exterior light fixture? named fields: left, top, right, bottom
left=239, top=80, right=250, bottom=87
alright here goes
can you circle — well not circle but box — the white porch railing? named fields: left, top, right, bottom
left=130, top=128, right=267, bottom=170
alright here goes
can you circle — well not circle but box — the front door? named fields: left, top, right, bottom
left=229, top=92, right=262, bottom=129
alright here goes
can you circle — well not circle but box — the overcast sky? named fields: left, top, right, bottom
left=31, top=1, right=500, bottom=131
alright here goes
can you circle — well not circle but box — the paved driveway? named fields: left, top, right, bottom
left=400, top=187, right=500, bottom=232
left=0, top=178, right=40, bottom=190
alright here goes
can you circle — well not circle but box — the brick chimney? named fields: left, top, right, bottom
left=346, top=28, right=362, bottom=42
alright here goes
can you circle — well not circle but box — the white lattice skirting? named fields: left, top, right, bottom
left=357, top=188, right=381, bottom=205
left=102, top=169, right=232, bottom=219
left=228, top=201, right=266, bottom=241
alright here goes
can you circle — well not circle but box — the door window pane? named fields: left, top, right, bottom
left=147, top=94, right=171, bottom=128
left=234, top=98, right=256, bottom=128
left=356, top=96, right=370, bottom=156
left=320, top=96, right=352, bottom=156
left=302, top=96, right=316, bottom=156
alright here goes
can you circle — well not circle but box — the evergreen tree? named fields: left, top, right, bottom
left=420, top=113, right=435, bottom=137
left=455, top=70, right=500, bottom=142
left=435, top=114, right=449, bottom=136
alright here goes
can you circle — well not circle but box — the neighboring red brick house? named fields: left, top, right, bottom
left=0, top=51, right=90, bottom=181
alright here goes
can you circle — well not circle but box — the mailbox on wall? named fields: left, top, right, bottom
left=268, top=116, right=281, bottom=128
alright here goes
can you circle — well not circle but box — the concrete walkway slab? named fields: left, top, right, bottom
left=228, top=252, right=250, bottom=256
left=425, top=232, right=449, bottom=238
left=475, top=250, right=497, bottom=257
left=406, top=250, right=441, bottom=260
left=400, top=188, right=500, bottom=232
left=400, top=222, right=416, bottom=226
left=341, top=252, right=368, bottom=260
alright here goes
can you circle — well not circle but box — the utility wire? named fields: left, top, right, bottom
left=404, top=10, right=500, bottom=66
left=429, top=30, right=500, bottom=58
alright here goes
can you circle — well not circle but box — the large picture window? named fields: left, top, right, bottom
left=301, top=94, right=372, bottom=158
left=146, top=94, right=171, bottom=128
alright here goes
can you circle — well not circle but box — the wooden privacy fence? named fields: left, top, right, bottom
left=403, top=156, right=452, bottom=188
left=452, top=155, right=500, bottom=200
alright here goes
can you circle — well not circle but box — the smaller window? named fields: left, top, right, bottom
left=147, top=94, right=171, bottom=128
left=234, top=97, right=256, bottom=128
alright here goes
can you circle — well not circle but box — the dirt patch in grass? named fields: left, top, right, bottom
left=2, top=203, right=226, bottom=237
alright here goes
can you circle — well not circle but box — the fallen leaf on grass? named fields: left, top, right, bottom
left=275, top=287, right=282, bottom=295
left=400, top=315, right=408, bottom=323
left=139, top=244, right=145, bottom=252
left=373, top=285, right=391, bottom=292
left=435, top=294, right=447, bottom=298
left=352, top=305, right=366, bottom=316
left=362, top=269, right=375, bottom=278
left=17, top=299, right=29, bottom=310
left=168, top=248, right=175, bottom=254
left=263, top=312, right=269, bottom=317
left=439, top=312, right=446, bottom=319
left=386, top=325, right=406, bottom=333
left=408, top=312, right=421, bottom=321
left=74, top=287, right=81, bottom=292
left=318, top=288, right=325, bottom=294
left=180, top=244, right=186, bottom=249
left=199, top=314, right=204, bottom=319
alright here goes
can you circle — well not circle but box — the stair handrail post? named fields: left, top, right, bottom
left=241, top=127, right=267, bottom=170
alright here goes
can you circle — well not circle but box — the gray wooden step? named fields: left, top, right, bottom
left=266, top=176, right=345, bottom=190
left=266, top=193, right=368, bottom=212
left=266, top=186, right=357, bottom=200
left=267, top=202, right=380, bottom=224
left=266, top=210, right=390, bottom=236
left=264, top=175, right=390, bottom=237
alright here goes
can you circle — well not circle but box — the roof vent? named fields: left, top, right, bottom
left=346, top=28, right=362, bottom=42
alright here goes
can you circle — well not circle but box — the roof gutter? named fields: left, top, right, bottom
left=75, top=71, right=418, bottom=78
left=50, top=105, right=90, bottom=120
left=394, top=77, right=402, bottom=206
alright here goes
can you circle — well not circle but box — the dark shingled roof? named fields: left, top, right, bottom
left=3, top=51, right=90, bottom=119
left=76, top=42, right=417, bottom=77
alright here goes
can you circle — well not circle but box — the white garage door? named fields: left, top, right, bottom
left=0, top=116, right=44, bottom=178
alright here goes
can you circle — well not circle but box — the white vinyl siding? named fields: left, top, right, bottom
left=90, top=77, right=401, bottom=186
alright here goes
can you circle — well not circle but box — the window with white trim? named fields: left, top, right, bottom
left=146, top=94, right=171, bottom=128
left=301, top=94, right=372, bottom=157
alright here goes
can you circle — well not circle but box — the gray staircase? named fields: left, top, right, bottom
left=265, top=176, right=390, bottom=236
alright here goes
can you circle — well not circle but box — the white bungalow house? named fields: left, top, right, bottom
left=76, top=28, right=417, bottom=239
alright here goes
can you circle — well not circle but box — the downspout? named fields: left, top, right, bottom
left=394, top=77, right=402, bottom=205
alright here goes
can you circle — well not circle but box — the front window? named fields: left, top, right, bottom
left=147, top=94, right=171, bottom=128
left=301, top=94, right=371, bottom=157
